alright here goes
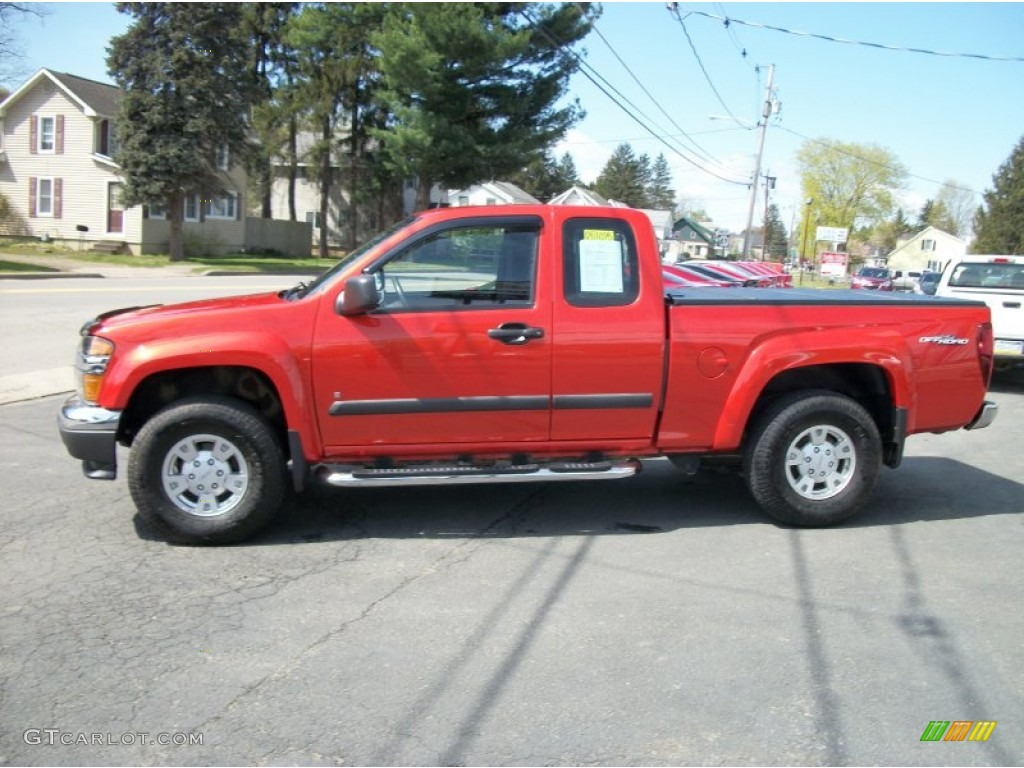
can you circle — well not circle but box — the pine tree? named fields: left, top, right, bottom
left=371, top=3, right=595, bottom=210
left=243, top=3, right=299, bottom=220
left=595, top=143, right=649, bottom=207
left=284, top=3, right=388, bottom=254
left=647, top=153, right=675, bottom=211
left=509, top=150, right=580, bottom=202
left=973, top=136, right=1024, bottom=254
left=107, top=3, right=256, bottom=261
left=763, top=203, right=788, bottom=259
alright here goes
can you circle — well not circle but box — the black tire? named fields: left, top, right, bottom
left=743, top=390, right=882, bottom=527
left=127, top=396, right=286, bottom=545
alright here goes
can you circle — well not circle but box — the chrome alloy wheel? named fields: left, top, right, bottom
left=784, top=424, right=857, bottom=500
left=161, top=433, right=250, bottom=517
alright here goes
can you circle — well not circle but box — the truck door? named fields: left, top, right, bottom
left=313, top=215, right=552, bottom=450
left=551, top=215, right=666, bottom=442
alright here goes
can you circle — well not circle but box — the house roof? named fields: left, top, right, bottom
left=0, top=68, right=120, bottom=119
left=548, top=185, right=609, bottom=206
left=673, top=216, right=716, bottom=244
left=489, top=181, right=540, bottom=204
left=893, top=225, right=963, bottom=251
left=448, top=181, right=541, bottom=205
left=887, top=225, right=965, bottom=260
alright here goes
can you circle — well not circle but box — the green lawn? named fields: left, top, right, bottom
left=0, top=239, right=338, bottom=274
left=0, top=259, right=60, bottom=273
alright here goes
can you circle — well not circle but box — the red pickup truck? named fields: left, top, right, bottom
left=59, top=205, right=998, bottom=544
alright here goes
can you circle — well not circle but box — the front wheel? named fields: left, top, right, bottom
left=128, top=397, right=286, bottom=544
left=743, top=391, right=882, bottom=527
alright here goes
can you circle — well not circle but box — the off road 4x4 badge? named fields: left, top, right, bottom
left=919, top=335, right=970, bottom=345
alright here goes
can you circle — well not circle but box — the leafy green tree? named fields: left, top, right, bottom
left=107, top=3, right=256, bottom=261
left=973, top=136, right=1024, bottom=254
left=595, top=143, right=650, bottom=208
left=371, top=2, right=595, bottom=210
left=763, top=203, right=788, bottom=259
left=796, top=138, right=907, bottom=259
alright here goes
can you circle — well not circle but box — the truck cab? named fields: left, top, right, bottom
left=936, top=255, right=1024, bottom=369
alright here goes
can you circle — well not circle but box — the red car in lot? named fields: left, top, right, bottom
left=677, top=261, right=758, bottom=287
left=736, top=261, right=792, bottom=288
left=663, top=263, right=736, bottom=287
left=851, top=266, right=894, bottom=291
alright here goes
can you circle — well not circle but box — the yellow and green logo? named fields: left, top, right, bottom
left=921, top=721, right=997, bottom=742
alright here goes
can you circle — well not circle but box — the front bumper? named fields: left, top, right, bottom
left=965, top=400, right=998, bottom=431
left=57, top=394, right=121, bottom=479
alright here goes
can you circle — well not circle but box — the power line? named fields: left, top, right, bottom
left=519, top=8, right=748, bottom=185
left=668, top=5, right=752, bottom=129
left=589, top=21, right=724, bottom=168
left=688, top=9, right=1024, bottom=63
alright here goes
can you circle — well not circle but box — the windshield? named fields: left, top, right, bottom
left=290, top=216, right=418, bottom=299
left=857, top=267, right=889, bottom=279
left=948, top=261, right=1024, bottom=290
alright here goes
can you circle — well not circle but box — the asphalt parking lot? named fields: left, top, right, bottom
left=1, top=368, right=1021, bottom=766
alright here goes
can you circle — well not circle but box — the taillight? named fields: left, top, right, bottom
left=977, top=322, right=994, bottom=386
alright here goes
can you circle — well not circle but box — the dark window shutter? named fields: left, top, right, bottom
left=236, top=193, right=241, bottom=220
left=56, top=115, right=64, bottom=154
left=29, top=116, right=38, bottom=154
left=29, top=177, right=37, bottom=217
left=54, top=178, right=63, bottom=219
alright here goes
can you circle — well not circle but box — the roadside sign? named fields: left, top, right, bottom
left=816, top=226, right=848, bottom=244
left=819, top=250, right=848, bottom=278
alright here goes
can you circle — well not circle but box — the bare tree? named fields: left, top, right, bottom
left=0, top=3, right=47, bottom=86
left=935, top=179, right=977, bottom=239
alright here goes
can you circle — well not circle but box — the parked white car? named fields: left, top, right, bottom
left=890, top=269, right=922, bottom=292
left=935, top=255, right=1024, bottom=370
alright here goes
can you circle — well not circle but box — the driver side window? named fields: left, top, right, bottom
left=376, top=224, right=539, bottom=311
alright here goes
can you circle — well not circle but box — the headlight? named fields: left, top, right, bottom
left=76, top=335, right=114, bottom=404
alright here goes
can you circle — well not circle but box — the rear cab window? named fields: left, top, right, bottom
left=562, top=217, right=640, bottom=308
left=949, top=261, right=1024, bottom=289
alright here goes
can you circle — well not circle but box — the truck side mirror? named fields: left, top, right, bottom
left=336, top=273, right=381, bottom=316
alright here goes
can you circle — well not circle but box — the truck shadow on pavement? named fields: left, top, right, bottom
left=135, top=454, right=1023, bottom=546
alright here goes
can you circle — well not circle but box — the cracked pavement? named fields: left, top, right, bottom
left=2, top=377, right=1023, bottom=765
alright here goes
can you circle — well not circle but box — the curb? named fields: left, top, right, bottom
left=0, top=272, right=105, bottom=280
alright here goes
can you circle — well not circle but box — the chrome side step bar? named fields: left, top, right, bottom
left=317, top=459, right=641, bottom=488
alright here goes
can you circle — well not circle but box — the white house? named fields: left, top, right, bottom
left=0, top=68, right=308, bottom=256
left=447, top=181, right=539, bottom=206
left=886, top=226, right=966, bottom=273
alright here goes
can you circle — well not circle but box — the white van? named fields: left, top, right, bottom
left=936, top=255, right=1024, bottom=369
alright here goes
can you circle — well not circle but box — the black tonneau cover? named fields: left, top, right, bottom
left=665, top=286, right=987, bottom=308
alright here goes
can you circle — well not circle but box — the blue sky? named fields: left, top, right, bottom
left=7, top=2, right=1024, bottom=234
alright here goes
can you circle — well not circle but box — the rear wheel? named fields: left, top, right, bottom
left=128, top=396, right=285, bottom=544
left=743, top=391, right=881, bottom=527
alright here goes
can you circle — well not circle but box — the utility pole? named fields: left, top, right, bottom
left=741, top=64, right=775, bottom=260
left=763, top=171, right=776, bottom=259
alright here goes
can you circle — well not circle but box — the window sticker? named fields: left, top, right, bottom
left=578, top=236, right=624, bottom=293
